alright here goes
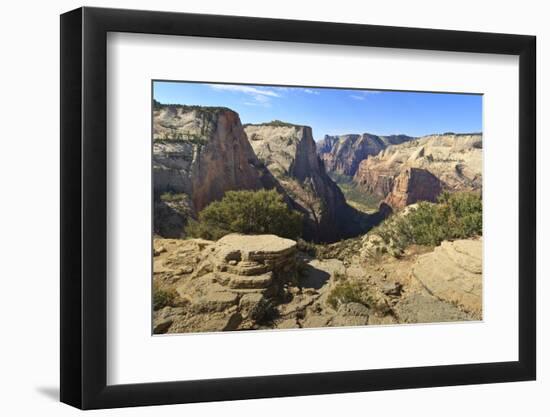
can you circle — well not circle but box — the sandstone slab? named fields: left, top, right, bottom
left=411, top=238, right=482, bottom=318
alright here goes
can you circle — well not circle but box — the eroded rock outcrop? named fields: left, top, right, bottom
left=153, top=104, right=280, bottom=236
left=353, top=133, right=482, bottom=207
left=153, top=234, right=298, bottom=333
left=319, top=133, right=414, bottom=176
left=384, top=167, right=442, bottom=210
left=244, top=122, right=370, bottom=242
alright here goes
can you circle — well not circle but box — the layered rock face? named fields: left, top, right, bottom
left=244, top=122, right=368, bottom=242
left=384, top=168, right=442, bottom=209
left=153, top=104, right=280, bottom=236
left=353, top=133, right=482, bottom=208
left=319, top=133, right=414, bottom=176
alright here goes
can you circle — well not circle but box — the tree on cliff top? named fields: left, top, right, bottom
left=186, top=189, right=303, bottom=241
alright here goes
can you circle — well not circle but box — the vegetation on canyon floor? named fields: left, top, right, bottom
left=328, top=172, right=383, bottom=213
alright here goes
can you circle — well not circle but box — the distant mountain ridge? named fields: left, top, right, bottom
left=317, top=133, right=415, bottom=176
left=353, top=133, right=482, bottom=209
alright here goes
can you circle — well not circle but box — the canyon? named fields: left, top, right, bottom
left=319, top=132, right=482, bottom=211
left=153, top=104, right=373, bottom=242
left=152, top=101, right=483, bottom=333
left=243, top=122, right=370, bottom=241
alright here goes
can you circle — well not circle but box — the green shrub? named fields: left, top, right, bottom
left=160, top=192, right=186, bottom=202
left=153, top=287, right=178, bottom=310
left=186, top=189, right=303, bottom=241
left=371, top=191, right=482, bottom=254
left=327, top=281, right=373, bottom=309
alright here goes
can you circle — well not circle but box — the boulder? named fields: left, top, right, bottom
left=331, top=302, right=370, bottom=327
left=193, top=291, right=239, bottom=313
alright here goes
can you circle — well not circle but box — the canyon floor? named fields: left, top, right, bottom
left=153, top=233, right=482, bottom=334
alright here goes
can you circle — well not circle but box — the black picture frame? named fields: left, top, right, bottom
left=60, top=6, right=536, bottom=410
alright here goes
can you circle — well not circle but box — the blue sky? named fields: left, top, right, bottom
left=153, top=81, right=482, bottom=139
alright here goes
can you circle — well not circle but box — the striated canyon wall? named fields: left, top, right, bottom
left=244, top=122, right=370, bottom=242
left=353, top=133, right=482, bottom=209
left=318, top=133, right=414, bottom=176
left=153, top=104, right=281, bottom=236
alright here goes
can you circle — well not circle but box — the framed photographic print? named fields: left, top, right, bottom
left=60, top=6, right=536, bottom=409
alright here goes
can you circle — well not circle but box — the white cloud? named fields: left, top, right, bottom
left=302, top=88, right=320, bottom=95
left=209, top=84, right=280, bottom=97
left=350, top=90, right=380, bottom=100
left=209, top=84, right=281, bottom=106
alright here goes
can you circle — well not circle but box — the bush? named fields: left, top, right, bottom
left=159, top=192, right=186, bottom=202
left=372, top=191, right=482, bottom=254
left=153, top=286, right=178, bottom=310
left=186, top=189, right=303, bottom=240
left=327, top=281, right=373, bottom=309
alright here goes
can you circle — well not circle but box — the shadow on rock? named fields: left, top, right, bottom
left=299, top=265, right=331, bottom=290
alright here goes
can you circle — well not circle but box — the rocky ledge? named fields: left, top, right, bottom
left=153, top=234, right=482, bottom=334
left=411, top=238, right=482, bottom=319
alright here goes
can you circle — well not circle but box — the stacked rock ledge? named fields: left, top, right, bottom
left=156, top=234, right=298, bottom=333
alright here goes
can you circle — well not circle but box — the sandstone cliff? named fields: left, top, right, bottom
left=244, top=122, right=370, bottom=242
left=153, top=104, right=280, bottom=237
left=353, top=133, right=482, bottom=209
left=384, top=168, right=442, bottom=210
left=318, top=133, right=414, bottom=176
